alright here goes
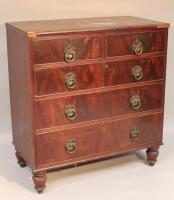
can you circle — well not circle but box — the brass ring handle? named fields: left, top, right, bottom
left=130, top=127, right=139, bottom=140
left=130, top=95, right=141, bottom=110
left=64, top=105, right=77, bottom=120
left=64, top=72, right=76, bottom=89
left=132, top=65, right=143, bottom=80
left=64, top=44, right=75, bottom=62
left=132, top=39, right=143, bottom=55
left=65, top=139, right=76, bottom=154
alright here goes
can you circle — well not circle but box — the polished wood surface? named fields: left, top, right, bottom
left=6, top=16, right=169, bottom=36
left=6, top=26, right=35, bottom=170
left=34, top=56, right=164, bottom=96
left=33, top=171, right=47, bottom=193
left=33, top=35, right=103, bottom=64
left=36, top=113, right=163, bottom=166
left=107, top=31, right=165, bottom=57
left=146, top=145, right=160, bottom=166
left=35, top=83, right=163, bottom=130
left=6, top=16, right=169, bottom=193
left=34, top=63, right=104, bottom=96
left=105, top=56, right=165, bottom=86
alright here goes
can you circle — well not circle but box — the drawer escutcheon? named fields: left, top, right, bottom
left=130, top=127, right=139, bottom=140
left=132, top=65, right=143, bottom=80
left=130, top=95, right=141, bottom=110
left=64, top=44, right=75, bottom=62
left=132, top=39, right=143, bottom=55
left=64, top=72, right=76, bottom=89
left=64, top=105, right=77, bottom=120
left=65, top=139, right=76, bottom=154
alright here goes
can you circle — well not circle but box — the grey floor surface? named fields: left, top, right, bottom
left=0, top=125, right=173, bottom=200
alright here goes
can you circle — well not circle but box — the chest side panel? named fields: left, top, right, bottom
left=6, top=26, right=36, bottom=170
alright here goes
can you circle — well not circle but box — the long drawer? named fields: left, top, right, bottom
left=34, top=56, right=165, bottom=96
left=35, top=83, right=164, bottom=130
left=36, top=113, right=163, bottom=167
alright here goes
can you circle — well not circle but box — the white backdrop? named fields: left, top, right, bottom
left=0, top=0, right=173, bottom=199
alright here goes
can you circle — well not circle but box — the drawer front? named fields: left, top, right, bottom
left=35, top=92, right=105, bottom=130
left=106, top=83, right=163, bottom=117
left=34, top=63, right=104, bottom=96
left=34, top=57, right=164, bottom=96
left=33, top=36, right=103, bottom=64
left=105, top=56, right=165, bottom=86
left=35, top=83, right=163, bottom=130
left=36, top=113, right=163, bottom=166
left=107, top=31, right=165, bottom=57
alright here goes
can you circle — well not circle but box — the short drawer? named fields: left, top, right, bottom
left=36, top=113, right=163, bottom=166
left=34, top=63, right=104, bottom=96
left=104, top=56, right=165, bottom=86
left=107, top=31, right=165, bottom=57
left=35, top=83, right=163, bottom=130
left=33, top=35, right=103, bottom=64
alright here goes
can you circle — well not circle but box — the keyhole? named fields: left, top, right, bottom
left=102, top=124, right=106, bottom=132
left=103, top=92, right=108, bottom=97
left=104, top=64, right=109, bottom=69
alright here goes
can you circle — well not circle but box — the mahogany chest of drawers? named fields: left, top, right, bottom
left=6, top=16, right=169, bottom=193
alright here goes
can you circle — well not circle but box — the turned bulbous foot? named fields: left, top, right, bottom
left=146, top=146, right=159, bottom=166
left=15, top=151, right=26, bottom=168
left=33, top=171, right=47, bottom=193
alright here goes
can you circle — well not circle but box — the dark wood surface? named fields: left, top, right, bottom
left=34, top=56, right=164, bottom=96
left=32, top=30, right=166, bottom=65
left=33, top=35, right=103, bottom=64
left=6, top=16, right=169, bottom=193
left=34, top=63, right=104, bottom=96
left=6, top=16, right=169, bottom=36
left=35, top=82, right=163, bottom=130
left=6, top=25, right=36, bottom=170
left=105, top=56, right=165, bottom=86
left=36, top=113, right=163, bottom=167
left=107, top=31, right=165, bottom=57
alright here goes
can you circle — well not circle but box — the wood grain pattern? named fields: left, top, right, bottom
left=33, top=36, right=103, bottom=64
left=105, top=56, right=165, bottom=86
left=6, top=25, right=36, bottom=170
left=35, top=82, right=164, bottom=130
left=107, top=31, right=165, bottom=57
left=34, top=63, right=104, bottom=96
left=36, top=113, right=163, bottom=167
left=6, top=16, right=169, bottom=36
left=34, top=56, right=164, bottom=96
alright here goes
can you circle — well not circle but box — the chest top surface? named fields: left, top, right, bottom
left=6, top=16, right=169, bottom=37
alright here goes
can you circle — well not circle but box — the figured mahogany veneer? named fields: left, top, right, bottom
left=6, top=16, right=169, bottom=193
left=35, top=83, right=163, bottom=130
left=34, top=56, right=164, bottom=96
left=107, top=31, right=165, bottom=57
left=33, top=35, right=103, bottom=64
left=105, top=56, right=165, bottom=86
left=36, top=113, right=163, bottom=167
left=34, top=63, right=104, bottom=96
